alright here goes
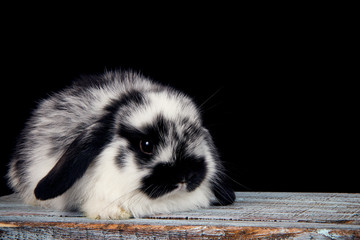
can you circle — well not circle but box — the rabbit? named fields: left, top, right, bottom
left=7, top=70, right=235, bottom=219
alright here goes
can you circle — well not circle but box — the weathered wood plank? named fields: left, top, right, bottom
left=1, top=192, right=359, bottom=239
left=152, top=192, right=360, bottom=225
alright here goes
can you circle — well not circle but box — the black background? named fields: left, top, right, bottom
left=1, top=10, right=358, bottom=196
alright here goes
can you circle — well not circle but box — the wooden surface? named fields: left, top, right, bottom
left=0, top=192, right=359, bottom=239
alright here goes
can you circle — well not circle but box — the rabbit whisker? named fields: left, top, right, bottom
left=198, top=87, right=223, bottom=110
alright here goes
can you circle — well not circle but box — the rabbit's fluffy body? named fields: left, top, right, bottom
left=8, top=70, right=234, bottom=219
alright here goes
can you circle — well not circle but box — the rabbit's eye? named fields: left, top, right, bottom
left=140, top=139, right=154, bottom=155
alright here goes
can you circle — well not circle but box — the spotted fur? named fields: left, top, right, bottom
left=7, top=70, right=235, bottom=219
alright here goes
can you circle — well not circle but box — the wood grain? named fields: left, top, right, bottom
left=0, top=192, right=359, bottom=239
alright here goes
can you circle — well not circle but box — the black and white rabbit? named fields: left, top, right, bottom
left=7, top=70, right=235, bottom=219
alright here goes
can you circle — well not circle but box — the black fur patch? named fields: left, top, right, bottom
left=140, top=156, right=207, bottom=199
left=116, top=148, right=129, bottom=168
left=118, top=115, right=171, bottom=166
left=107, top=90, right=146, bottom=114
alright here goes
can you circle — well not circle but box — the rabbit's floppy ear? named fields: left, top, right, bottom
left=203, top=129, right=236, bottom=206
left=34, top=120, right=113, bottom=200
left=211, top=173, right=236, bottom=206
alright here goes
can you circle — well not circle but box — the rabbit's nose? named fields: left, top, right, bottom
left=177, top=182, right=187, bottom=191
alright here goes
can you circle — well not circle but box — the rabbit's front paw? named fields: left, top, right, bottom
left=85, top=203, right=133, bottom=220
